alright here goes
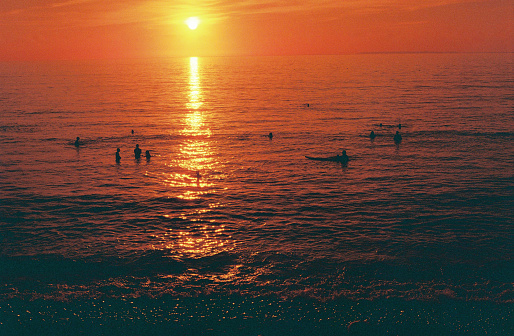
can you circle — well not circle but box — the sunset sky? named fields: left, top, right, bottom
left=0, top=0, right=512, bottom=60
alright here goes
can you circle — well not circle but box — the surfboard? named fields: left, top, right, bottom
left=305, top=155, right=349, bottom=163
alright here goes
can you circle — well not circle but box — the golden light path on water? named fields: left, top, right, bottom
left=154, top=57, right=233, bottom=259
left=161, top=57, right=211, bottom=200
left=178, top=56, right=212, bottom=200
left=187, top=56, right=202, bottom=111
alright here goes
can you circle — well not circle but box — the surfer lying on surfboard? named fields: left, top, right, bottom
left=305, top=150, right=349, bottom=164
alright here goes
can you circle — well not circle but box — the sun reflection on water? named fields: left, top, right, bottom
left=150, top=224, right=234, bottom=259
left=170, top=57, right=216, bottom=200
left=158, top=57, right=219, bottom=200
left=152, top=57, right=230, bottom=259
left=187, top=57, right=202, bottom=110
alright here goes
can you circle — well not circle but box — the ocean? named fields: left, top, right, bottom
left=0, top=53, right=512, bottom=335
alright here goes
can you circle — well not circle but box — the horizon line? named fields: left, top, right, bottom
left=1, top=51, right=512, bottom=63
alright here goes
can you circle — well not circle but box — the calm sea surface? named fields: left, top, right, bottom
left=0, top=54, right=513, bottom=335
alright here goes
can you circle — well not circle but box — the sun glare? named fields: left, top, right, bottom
left=185, top=17, right=200, bottom=30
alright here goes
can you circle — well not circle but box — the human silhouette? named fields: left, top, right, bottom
left=115, top=148, right=121, bottom=163
left=74, top=137, right=80, bottom=147
left=134, top=144, right=142, bottom=159
left=268, top=132, right=273, bottom=140
left=394, top=131, right=402, bottom=143
left=196, top=170, right=201, bottom=186
left=340, top=150, right=349, bottom=163
left=369, top=131, right=376, bottom=139
left=145, top=150, right=151, bottom=160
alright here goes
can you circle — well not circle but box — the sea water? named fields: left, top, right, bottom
left=0, top=54, right=513, bottom=335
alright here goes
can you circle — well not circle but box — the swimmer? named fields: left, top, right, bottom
left=196, top=170, right=201, bottom=186
left=339, top=150, right=349, bottom=164
left=268, top=132, right=273, bottom=140
left=394, top=131, right=402, bottom=143
left=145, top=150, right=151, bottom=160
left=369, top=131, right=376, bottom=139
left=134, top=144, right=142, bottom=159
left=115, top=148, right=121, bottom=163
left=74, top=137, right=80, bottom=147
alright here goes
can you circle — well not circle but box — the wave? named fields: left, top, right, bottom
left=0, top=249, right=511, bottom=304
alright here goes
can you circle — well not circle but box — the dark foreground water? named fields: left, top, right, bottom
left=0, top=54, right=513, bottom=335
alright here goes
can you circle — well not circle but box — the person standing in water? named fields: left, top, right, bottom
left=115, top=148, right=121, bottom=163
left=145, top=150, right=151, bottom=161
left=394, top=131, right=402, bottom=144
left=134, top=144, right=142, bottom=159
left=74, top=137, right=80, bottom=147
left=340, top=150, right=349, bottom=163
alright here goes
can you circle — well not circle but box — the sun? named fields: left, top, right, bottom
left=185, top=17, right=200, bottom=30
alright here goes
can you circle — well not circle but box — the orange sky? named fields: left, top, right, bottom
left=0, top=0, right=512, bottom=60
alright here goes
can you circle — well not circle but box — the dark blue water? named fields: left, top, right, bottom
left=0, top=54, right=513, bottom=335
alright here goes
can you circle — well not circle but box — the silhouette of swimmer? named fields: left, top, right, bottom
left=394, top=131, right=402, bottom=143
left=398, top=123, right=402, bottom=129
left=74, top=137, right=80, bottom=147
left=196, top=170, right=201, bottom=186
left=268, top=132, right=273, bottom=140
left=131, top=129, right=134, bottom=134
left=369, top=131, right=376, bottom=139
left=145, top=150, right=151, bottom=160
left=134, top=144, right=142, bottom=159
left=115, top=148, right=121, bottom=163
left=340, top=150, right=349, bottom=163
